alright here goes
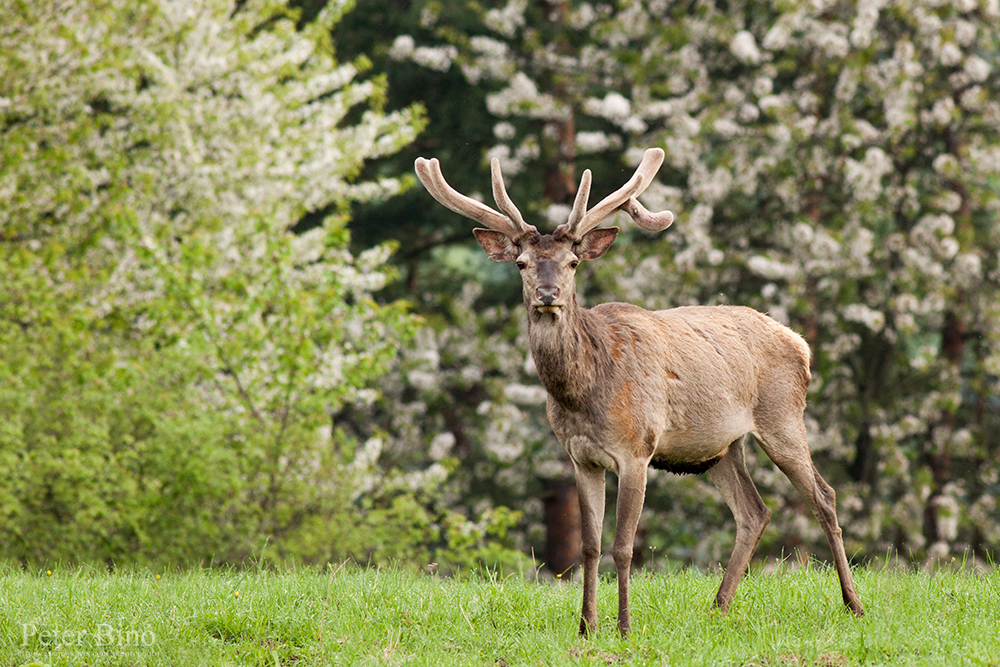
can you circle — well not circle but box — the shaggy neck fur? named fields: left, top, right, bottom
left=525, top=295, right=601, bottom=413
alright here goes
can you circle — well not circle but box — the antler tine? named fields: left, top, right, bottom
left=566, top=168, right=592, bottom=231
left=623, top=196, right=675, bottom=232
left=414, top=157, right=524, bottom=237
left=490, top=158, right=536, bottom=237
left=562, top=148, right=673, bottom=239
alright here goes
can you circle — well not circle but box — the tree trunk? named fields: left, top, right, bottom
left=543, top=476, right=582, bottom=575
left=540, top=8, right=583, bottom=577
left=849, top=426, right=875, bottom=485
left=923, top=310, right=965, bottom=551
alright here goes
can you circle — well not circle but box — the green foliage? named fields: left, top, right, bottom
left=0, top=0, right=507, bottom=569
left=277, top=476, right=529, bottom=575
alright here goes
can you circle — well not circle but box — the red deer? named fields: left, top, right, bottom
left=414, top=148, right=864, bottom=636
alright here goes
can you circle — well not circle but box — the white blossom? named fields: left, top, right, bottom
left=584, top=92, right=632, bottom=122
left=753, top=76, right=773, bottom=98
left=843, top=304, right=886, bottom=332
left=811, top=24, right=850, bottom=58
left=845, top=147, right=893, bottom=201
left=689, top=164, right=733, bottom=205
left=493, top=122, right=516, bottom=140
left=964, top=55, right=991, bottom=82
left=484, top=0, right=527, bottom=38
left=939, top=41, right=963, bottom=66
left=429, top=432, right=456, bottom=460
left=851, top=0, right=887, bottom=47
left=954, top=20, right=977, bottom=45
left=738, top=103, right=760, bottom=123
left=931, top=97, right=955, bottom=126
left=486, top=72, right=568, bottom=120
left=762, top=22, right=791, bottom=51
left=504, top=383, right=548, bottom=405
left=884, top=81, right=916, bottom=131
left=575, top=131, right=622, bottom=153
left=748, top=255, right=799, bottom=280
left=932, top=190, right=963, bottom=213
left=545, top=203, right=572, bottom=227
left=569, top=3, right=598, bottom=29
left=792, top=222, right=814, bottom=245
left=954, top=253, right=982, bottom=286
left=730, top=30, right=762, bottom=64
left=932, top=153, right=961, bottom=177
left=407, top=370, right=439, bottom=391
left=621, top=115, right=648, bottom=133
left=389, top=34, right=415, bottom=60
left=713, top=118, right=740, bottom=138
left=411, top=45, right=458, bottom=71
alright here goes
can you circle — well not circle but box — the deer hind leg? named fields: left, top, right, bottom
left=573, top=463, right=606, bottom=636
left=611, top=460, right=648, bottom=637
left=753, top=418, right=865, bottom=617
left=707, top=435, right=771, bottom=613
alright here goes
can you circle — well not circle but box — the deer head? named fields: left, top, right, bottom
left=414, top=149, right=675, bottom=318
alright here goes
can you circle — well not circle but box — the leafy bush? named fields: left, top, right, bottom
left=0, top=0, right=525, bottom=570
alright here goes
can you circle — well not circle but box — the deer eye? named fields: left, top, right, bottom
left=516, top=260, right=526, bottom=270
left=569, top=260, right=579, bottom=269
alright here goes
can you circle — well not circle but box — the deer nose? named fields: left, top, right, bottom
left=536, top=286, right=560, bottom=305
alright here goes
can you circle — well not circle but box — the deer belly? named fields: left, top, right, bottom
left=653, top=410, right=752, bottom=462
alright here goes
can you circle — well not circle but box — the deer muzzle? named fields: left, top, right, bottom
left=535, top=286, right=560, bottom=306
left=534, top=286, right=562, bottom=314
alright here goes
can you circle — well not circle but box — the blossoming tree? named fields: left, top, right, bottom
left=0, top=0, right=434, bottom=564
left=340, top=0, right=1000, bottom=567
left=601, top=0, right=1000, bottom=562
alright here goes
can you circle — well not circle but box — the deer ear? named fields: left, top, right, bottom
left=574, top=227, right=618, bottom=260
left=473, top=228, right=520, bottom=262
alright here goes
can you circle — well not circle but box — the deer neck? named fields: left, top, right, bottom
left=525, top=297, right=600, bottom=411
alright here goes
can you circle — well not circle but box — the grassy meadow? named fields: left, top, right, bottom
left=0, top=562, right=998, bottom=666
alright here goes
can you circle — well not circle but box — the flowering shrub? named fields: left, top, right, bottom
left=0, top=0, right=478, bottom=567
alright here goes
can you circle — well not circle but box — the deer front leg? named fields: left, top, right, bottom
left=612, top=461, right=648, bottom=637
left=574, top=463, right=606, bottom=636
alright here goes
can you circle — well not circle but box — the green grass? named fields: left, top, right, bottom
left=1, top=562, right=998, bottom=666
